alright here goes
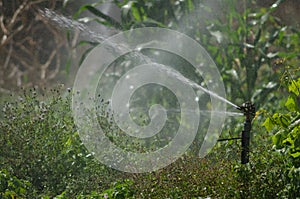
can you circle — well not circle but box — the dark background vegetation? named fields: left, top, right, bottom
left=0, top=0, right=300, bottom=92
left=0, top=0, right=299, bottom=198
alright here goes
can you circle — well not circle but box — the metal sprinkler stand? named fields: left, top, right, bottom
left=237, top=102, right=255, bottom=164
left=217, top=101, right=255, bottom=164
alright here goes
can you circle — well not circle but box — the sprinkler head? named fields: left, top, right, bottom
left=237, top=101, right=256, bottom=119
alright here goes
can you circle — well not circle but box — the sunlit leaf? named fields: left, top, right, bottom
left=141, top=18, right=165, bottom=27
left=262, top=117, right=274, bottom=132
left=266, top=52, right=278, bottom=58
left=280, top=114, right=291, bottom=128
left=76, top=40, right=98, bottom=47
left=272, top=113, right=281, bottom=125
left=282, top=136, right=293, bottom=146
left=290, top=151, right=300, bottom=158
left=285, top=95, right=298, bottom=112
left=288, top=78, right=300, bottom=96
left=131, top=5, right=145, bottom=21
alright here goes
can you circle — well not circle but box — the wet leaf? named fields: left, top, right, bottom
left=288, top=78, right=300, bottom=96
left=285, top=95, right=298, bottom=112
left=262, top=117, right=274, bottom=132
left=290, top=151, right=300, bottom=158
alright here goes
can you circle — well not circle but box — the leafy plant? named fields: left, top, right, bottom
left=263, top=74, right=300, bottom=166
left=0, top=169, right=31, bottom=199
left=0, top=87, right=124, bottom=197
left=71, top=1, right=300, bottom=197
left=101, top=179, right=134, bottom=199
left=262, top=66, right=300, bottom=197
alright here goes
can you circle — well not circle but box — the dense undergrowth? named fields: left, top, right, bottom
left=0, top=81, right=299, bottom=198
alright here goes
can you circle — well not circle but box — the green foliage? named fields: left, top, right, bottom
left=263, top=75, right=300, bottom=166
left=1, top=87, right=77, bottom=194
left=0, top=87, right=124, bottom=197
left=73, top=0, right=300, bottom=138
left=2, top=85, right=298, bottom=197
left=233, top=148, right=290, bottom=199
left=101, top=179, right=134, bottom=199
left=0, top=169, right=31, bottom=199
left=195, top=0, right=294, bottom=108
left=262, top=69, right=300, bottom=197
left=51, top=179, right=133, bottom=199
left=126, top=143, right=296, bottom=198
left=71, top=0, right=300, bottom=198
left=128, top=156, right=238, bottom=198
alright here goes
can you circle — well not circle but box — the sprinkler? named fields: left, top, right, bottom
left=237, top=101, right=255, bottom=164
left=217, top=101, right=255, bottom=164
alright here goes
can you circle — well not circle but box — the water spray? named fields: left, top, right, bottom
left=42, top=9, right=256, bottom=171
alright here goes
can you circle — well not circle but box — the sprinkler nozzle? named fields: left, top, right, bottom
left=237, top=101, right=256, bottom=119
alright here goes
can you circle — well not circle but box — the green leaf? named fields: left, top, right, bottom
left=272, top=113, right=281, bottom=125
left=76, top=40, right=98, bottom=48
left=288, top=78, right=300, bottom=96
left=131, top=5, right=145, bottom=21
left=187, top=0, right=195, bottom=11
left=282, top=136, right=293, bottom=146
left=285, top=95, right=298, bottom=112
left=290, top=151, right=300, bottom=158
left=290, top=127, right=300, bottom=146
left=85, top=5, right=122, bottom=29
left=262, top=117, right=274, bottom=132
left=141, top=18, right=166, bottom=27
left=272, top=130, right=285, bottom=149
left=279, top=114, right=291, bottom=128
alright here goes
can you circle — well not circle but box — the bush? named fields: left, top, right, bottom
left=263, top=67, right=300, bottom=197
left=0, top=169, right=31, bottom=199
left=0, top=87, right=124, bottom=197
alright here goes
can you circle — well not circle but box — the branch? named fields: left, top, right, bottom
left=3, top=41, right=12, bottom=69
left=8, top=0, right=29, bottom=30
left=41, top=49, right=57, bottom=79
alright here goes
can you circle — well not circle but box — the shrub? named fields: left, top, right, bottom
left=0, top=169, right=31, bottom=199
left=0, top=87, right=123, bottom=197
